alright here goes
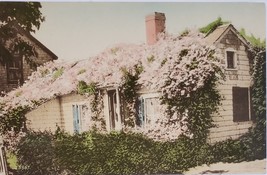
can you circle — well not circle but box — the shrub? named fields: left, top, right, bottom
left=55, top=130, right=157, bottom=175
left=16, top=127, right=266, bottom=175
left=52, top=67, right=64, bottom=80
left=16, top=131, right=61, bottom=175
left=16, top=130, right=215, bottom=175
left=77, top=81, right=96, bottom=95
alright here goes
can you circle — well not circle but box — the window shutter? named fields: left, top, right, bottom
left=137, top=97, right=145, bottom=127
left=233, top=87, right=249, bottom=122
left=73, top=105, right=79, bottom=133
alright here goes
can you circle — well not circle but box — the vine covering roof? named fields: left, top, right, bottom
left=0, top=30, right=223, bottom=118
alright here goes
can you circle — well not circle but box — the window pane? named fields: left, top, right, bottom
left=227, top=51, right=235, bottom=69
left=7, top=59, right=23, bottom=84
left=73, top=105, right=79, bottom=133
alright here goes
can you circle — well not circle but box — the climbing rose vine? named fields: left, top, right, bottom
left=0, top=30, right=224, bottom=141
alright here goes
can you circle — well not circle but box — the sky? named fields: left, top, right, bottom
left=31, top=2, right=266, bottom=61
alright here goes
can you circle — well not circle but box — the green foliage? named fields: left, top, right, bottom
left=250, top=46, right=266, bottom=158
left=120, top=65, right=141, bottom=103
left=52, top=67, right=64, bottom=79
left=251, top=48, right=266, bottom=119
left=199, top=17, right=229, bottom=34
left=209, top=123, right=266, bottom=164
left=120, top=64, right=143, bottom=127
left=161, top=73, right=222, bottom=142
left=15, top=91, right=22, bottom=97
left=147, top=55, right=155, bottom=63
left=179, top=49, right=189, bottom=57
left=16, top=131, right=61, bottom=175
left=16, top=130, right=211, bottom=175
left=180, top=29, right=189, bottom=37
left=239, top=28, right=266, bottom=48
left=155, top=136, right=211, bottom=173
left=111, top=47, right=119, bottom=55
left=77, top=81, right=97, bottom=95
left=0, top=2, right=44, bottom=32
left=0, top=2, right=44, bottom=65
left=161, top=58, right=167, bottom=66
left=188, top=77, right=221, bottom=141
left=15, top=126, right=266, bottom=175
left=6, top=151, right=18, bottom=170
left=90, top=92, right=106, bottom=129
left=77, top=69, right=86, bottom=75
left=209, top=139, right=247, bottom=163
left=40, top=68, right=49, bottom=77
left=55, top=131, right=158, bottom=175
left=0, top=106, right=29, bottom=134
left=123, top=64, right=143, bottom=101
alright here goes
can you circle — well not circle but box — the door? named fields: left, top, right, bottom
left=108, top=90, right=117, bottom=129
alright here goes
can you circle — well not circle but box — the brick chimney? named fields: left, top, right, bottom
left=145, top=12, right=166, bottom=45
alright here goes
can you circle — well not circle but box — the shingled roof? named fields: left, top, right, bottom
left=204, top=24, right=251, bottom=48
left=15, top=24, right=58, bottom=60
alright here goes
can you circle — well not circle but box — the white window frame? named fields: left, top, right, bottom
left=72, top=102, right=88, bottom=133
left=137, top=92, right=160, bottom=128
left=225, top=48, right=237, bottom=70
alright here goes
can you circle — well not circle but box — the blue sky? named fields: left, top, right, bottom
left=32, top=2, right=266, bottom=61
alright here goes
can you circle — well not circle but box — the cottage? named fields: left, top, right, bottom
left=205, top=23, right=255, bottom=142
left=0, top=25, right=58, bottom=94
left=0, top=12, right=255, bottom=143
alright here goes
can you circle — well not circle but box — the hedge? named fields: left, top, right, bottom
left=15, top=127, right=265, bottom=175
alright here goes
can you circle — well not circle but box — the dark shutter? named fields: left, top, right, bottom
left=233, top=87, right=249, bottom=122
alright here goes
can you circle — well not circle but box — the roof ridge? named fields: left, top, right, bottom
left=217, top=23, right=231, bottom=28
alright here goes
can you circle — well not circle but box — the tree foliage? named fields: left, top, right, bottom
left=199, top=17, right=229, bottom=34
left=239, top=28, right=266, bottom=48
left=0, top=2, right=45, bottom=64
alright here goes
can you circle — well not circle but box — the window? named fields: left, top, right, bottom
left=6, top=57, right=23, bottom=85
left=225, top=49, right=237, bottom=69
left=72, top=104, right=88, bottom=133
left=137, top=94, right=161, bottom=128
left=232, top=87, right=254, bottom=122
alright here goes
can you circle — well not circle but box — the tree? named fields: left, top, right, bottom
left=199, top=17, right=229, bottom=34
left=0, top=2, right=45, bottom=64
left=239, top=28, right=266, bottom=48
